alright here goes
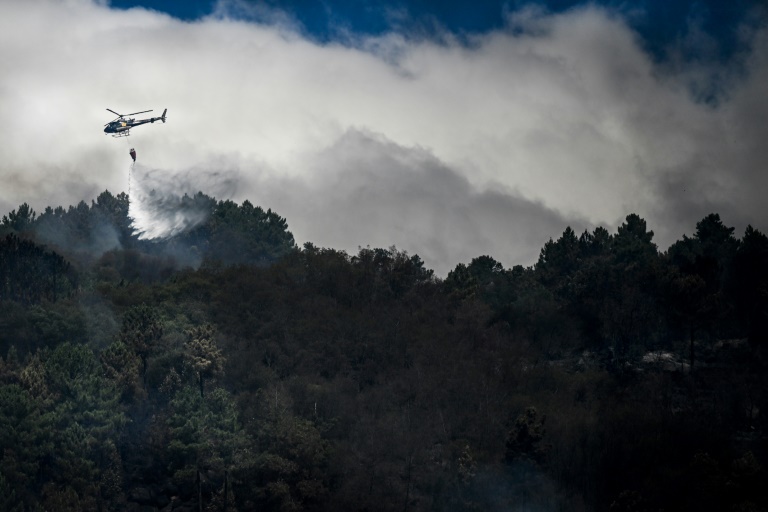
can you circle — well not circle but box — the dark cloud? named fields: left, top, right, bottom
left=648, top=26, right=768, bottom=242
left=246, top=129, right=587, bottom=274
left=1, top=1, right=767, bottom=273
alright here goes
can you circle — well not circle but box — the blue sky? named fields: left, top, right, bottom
left=108, top=0, right=764, bottom=62
left=2, top=0, right=768, bottom=273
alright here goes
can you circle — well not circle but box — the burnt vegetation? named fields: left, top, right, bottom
left=0, top=190, right=767, bottom=511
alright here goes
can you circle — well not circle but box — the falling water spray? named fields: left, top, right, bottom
left=128, top=163, right=239, bottom=240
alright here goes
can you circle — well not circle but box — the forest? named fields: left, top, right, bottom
left=0, top=189, right=766, bottom=511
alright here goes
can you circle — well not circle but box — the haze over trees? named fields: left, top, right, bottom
left=0, top=190, right=766, bottom=511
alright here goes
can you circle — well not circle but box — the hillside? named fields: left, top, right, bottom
left=0, top=191, right=766, bottom=511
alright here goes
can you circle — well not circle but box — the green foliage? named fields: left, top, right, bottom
left=445, top=255, right=514, bottom=311
left=666, top=214, right=742, bottom=367
left=0, top=234, right=78, bottom=304
left=119, top=303, right=163, bottom=387
left=101, top=339, right=143, bottom=402
left=120, top=303, right=164, bottom=355
left=244, top=389, right=330, bottom=511
left=43, top=342, right=126, bottom=440
left=184, top=323, right=225, bottom=397
left=95, top=248, right=181, bottom=284
left=613, top=213, right=656, bottom=263
left=0, top=300, right=88, bottom=358
left=0, top=384, right=52, bottom=507
left=0, top=344, right=125, bottom=509
left=0, top=471, right=24, bottom=512
left=351, top=245, right=435, bottom=300
left=2, top=193, right=768, bottom=511
left=537, top=226, right=581, bottom=288
left=204, top=199, right=296, bottom=265
left=1, top=203, right=36, bottom=232
left=167, top=386, right=249, bottom=490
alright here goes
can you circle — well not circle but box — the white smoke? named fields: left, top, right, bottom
left=128, top=163, right=239, bottom=240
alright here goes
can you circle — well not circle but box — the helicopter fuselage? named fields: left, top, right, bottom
left=104, top=109, right=167, bottom=136
left=104, top=120, right=130, bottom=134
left=104, top=117, right=158, bottom=134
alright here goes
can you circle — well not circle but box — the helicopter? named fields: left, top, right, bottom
left=104, top=108, right=167, bottom=137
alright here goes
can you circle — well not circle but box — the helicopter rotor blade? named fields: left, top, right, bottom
left=106, top=108, right=122, bottom=117
left=126, top=109, right=152, bottom=116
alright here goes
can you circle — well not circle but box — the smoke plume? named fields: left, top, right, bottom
left=128, top=163, right=239, bottom=240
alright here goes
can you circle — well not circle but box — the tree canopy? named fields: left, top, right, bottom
left=0, top=191, right=766, bottom=512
